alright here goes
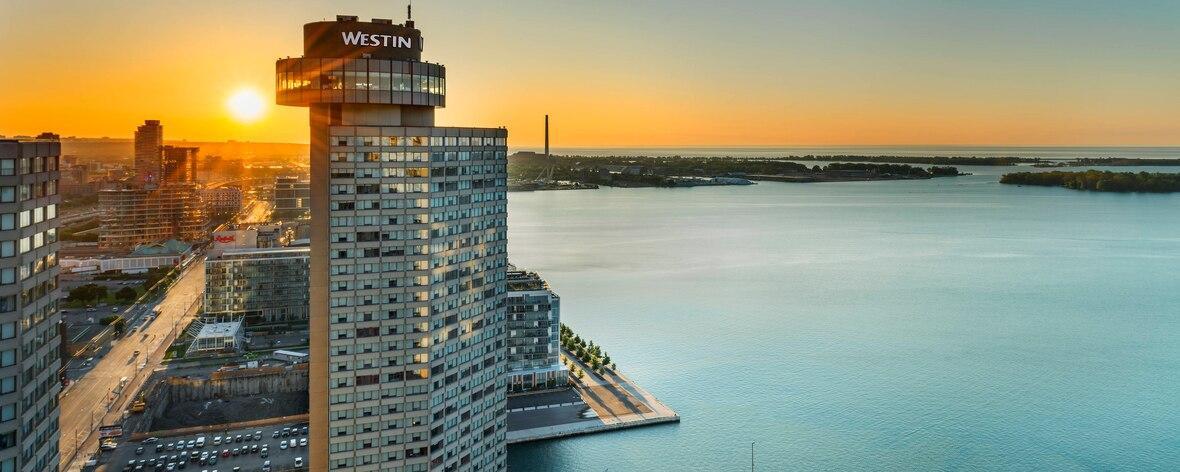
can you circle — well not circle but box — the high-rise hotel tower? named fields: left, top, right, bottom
left=0, top=134, right=62, bottom=472
left=277, top=15, right=509, bottom=472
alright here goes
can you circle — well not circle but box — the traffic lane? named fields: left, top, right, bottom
left=101, top=423, right=310, bottom=471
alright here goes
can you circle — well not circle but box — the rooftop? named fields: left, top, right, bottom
left=196, top=320, right=243, bottom=339
left=507, top=265, right=550, bottom=292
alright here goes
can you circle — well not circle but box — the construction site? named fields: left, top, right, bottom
left=124, top=364, right=310, bottom=436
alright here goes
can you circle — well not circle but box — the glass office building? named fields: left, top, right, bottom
left=277, top=15, right=509, bottom=472
left=505, top=266, right=566, bottom=392
left=204, top=247, right=310, bottom=325
left=0, top=134, right=62, bottom=472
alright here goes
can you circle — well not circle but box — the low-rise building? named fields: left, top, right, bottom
left=59, top=239, right=191, bottom=274
left=506, top=265, right=568, bottom=392
left=187, top=319, right=245, bottom=355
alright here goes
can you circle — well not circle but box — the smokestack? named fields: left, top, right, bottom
left=544, top=114, right=549, bottom=157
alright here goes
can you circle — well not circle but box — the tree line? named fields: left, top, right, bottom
left=559, top=323, right=614, bottom=379
left=1000, top=171, right=1180, bottom=193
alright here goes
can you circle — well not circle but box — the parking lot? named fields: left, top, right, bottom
left=97, top=423, right=309, bottom=472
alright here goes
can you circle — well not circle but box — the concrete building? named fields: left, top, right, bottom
left=134, top=120, right=163, bottom=184
left=200, top=187, right=244, bottom=218
left=97, top=183, right=206, bottom=248
left=505, top=266, right=567, bottom=392
left=100, top=122, right=207, bottom=248
left=160, top=145, right=199, bottom=184
left=273, top=176, right=310, bottom=219
left=277, top=14, right=509, bottom=471
left=204, top=247, right=310, bottom=324
left=0, top=134, right=62, bottom=472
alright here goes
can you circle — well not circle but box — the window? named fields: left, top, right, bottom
left=0, top=214, right=11, bottom=230
left=0, top=350, right=13, bottom=367
left=0, top=160, right=12, bottom=176
left=323, top=71, right=343, bottom=90
left=0, top=242, right=12, bottom=258
left=0, top=269, right=12, bottom=285
left=0, top=188, right=12, bottom=203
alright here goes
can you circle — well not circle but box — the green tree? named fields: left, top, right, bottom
left=68, top=284, right=107, bottom=303
left=115, top=286, right=138, bottom=303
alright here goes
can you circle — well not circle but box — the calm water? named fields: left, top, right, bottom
left=505, top=165, right=1180, bottom=471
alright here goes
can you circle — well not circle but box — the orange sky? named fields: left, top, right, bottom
left=1, top=1, right=1178, bottom=148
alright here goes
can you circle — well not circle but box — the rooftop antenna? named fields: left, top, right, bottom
left=406, top=1, right=414, bottom=27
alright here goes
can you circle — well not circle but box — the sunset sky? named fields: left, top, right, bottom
left=1, top=0, right=1178, bottom=147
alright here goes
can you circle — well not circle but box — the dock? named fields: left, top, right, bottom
left=506, top=353, right=679, bottom=444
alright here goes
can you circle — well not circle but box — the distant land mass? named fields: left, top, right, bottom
left=1033, top=157, right=1180, bottom=167
left=1001, top=170, right=1180, bottom=193
left=508, top=152, right=964, bottom=189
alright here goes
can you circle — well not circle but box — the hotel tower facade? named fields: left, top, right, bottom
left=277, top=15, right=509, bottom=472
left=0, top=134, right=62, bottom=472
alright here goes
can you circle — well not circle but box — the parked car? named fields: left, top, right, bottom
left=294, top=457, right=303, bottom=467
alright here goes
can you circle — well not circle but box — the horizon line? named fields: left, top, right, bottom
left=38, top=136, right=1180, bottom=149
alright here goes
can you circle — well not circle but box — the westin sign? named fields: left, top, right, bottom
left=342, top=31, right=413, bottom=49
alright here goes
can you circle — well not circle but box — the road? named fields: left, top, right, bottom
left=59, top=258, right=206, bottom=471
left=235, top=199, right=273, bottom=225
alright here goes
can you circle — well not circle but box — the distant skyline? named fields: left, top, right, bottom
left=2, top=0, right=1179, bottom=147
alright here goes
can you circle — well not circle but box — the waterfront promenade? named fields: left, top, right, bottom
left=507, top=352, right=678, bottom=444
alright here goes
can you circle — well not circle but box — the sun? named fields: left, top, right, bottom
left=226, top=87, right=266, bottom=123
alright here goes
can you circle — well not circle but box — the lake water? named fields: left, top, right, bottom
left=504, top=165, right=1180, bottom=471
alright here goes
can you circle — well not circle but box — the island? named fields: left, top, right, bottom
left=1000, top=170, right=1180, bottom=193
left=509, top=152, right=965, bottom=190
left=1032, top=158, right=1180, bottom=168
